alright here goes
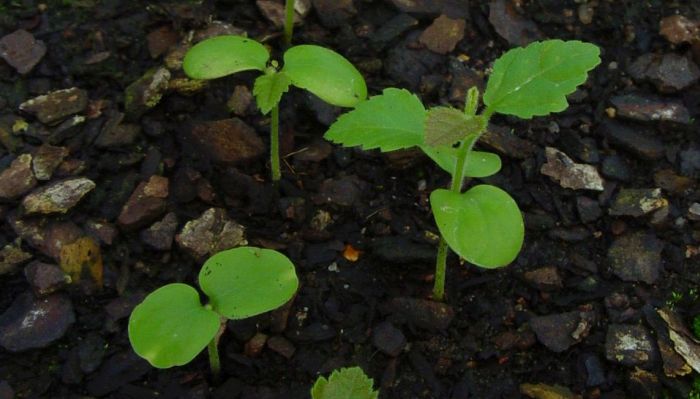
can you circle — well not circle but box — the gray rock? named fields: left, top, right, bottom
left=140, top=212, right=178, bottom=250
left=681, top=147, right=700, bottom=178
left=530, top=310, right=595, bottom=352
left=78, top=333, right=106, bottom=374
left=576, top=196, right=602, bottom=223
left=610, top=94, right=691, bottom=124
left=628, top=53, right=700, bottom=93
left=186, top=118, right=265, bottom=164
left=0, top=292, right=75, bottom=352
left=605, top=324, right=659, bottom=369
left=0, top=154, right=37, bottom=200
left=608, top=232, right=663, bottom=284
left=0, top=242, right=32, bottom=276
left=315, top=175, right=365, bottom=207
left=0, top=29, right=46, bottom=74
left=124, top=67, right=171, bottom=118
left=581, top=353, right=606, bottom=386
left=383, top=297, right=454, bottom=331
left=600, top=121, right=664, bottom=160
left=609, top=188, right=667, bottom=217
left=601, top=155, right=632, bottom=182
left=540, top=147, right=604, bottom=191
left=32, top=144, right=69, bottom=180
left=175, top=208, right=247, bottom=259
left=24, top=261, right=69, bottom=297
left=372, top=321, right=406, bottom=357
left=22, top=177, right=95, bottom=215
left=117, top=176, right=169, bottom=230
left=86, top=352, right=150, bottom=397
left=370, top=13, right=419, bottom=51
left=20, top=88, right=88, bottom=125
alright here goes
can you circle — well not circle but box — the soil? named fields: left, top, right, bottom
left=1, top=0, right=700, bottom=398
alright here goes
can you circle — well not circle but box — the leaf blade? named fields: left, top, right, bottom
left=421, top=145, right=502, bottom=178
left=183, top=35, right=269, bottom=80
left=311, top=367, right=378, bottom=399
left=253, top=72, right=291, bottom=114
left=425, top=107, right=485, bottom=147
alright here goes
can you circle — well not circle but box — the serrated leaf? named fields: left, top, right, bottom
left=324, top=88, right=426, bottom=152
left=253, top=72, right=291, bottom=114
left=311, top=367, right=379, bottom=399
left=198, top=247, right=298, bottom=319
left=431, top=185, right=524, bottom=268
left=425, top=107, right=485, bottom=147
left=421, top=145, right=502, bottom=178
left=128, top=283, right=220, bottom=368
left=183, top=35, right=269, bottom=80
left=483, top=40, right=600, bottom=118
left=282, top=45, right=367, bottom=107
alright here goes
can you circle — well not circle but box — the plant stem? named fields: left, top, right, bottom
left=270, top=104, right=281, bottom=182
left=207, top=336, right=221, bottom=381
left=284, top=0, right=294, bottom=46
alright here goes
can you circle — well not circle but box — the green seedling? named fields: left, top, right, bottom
left=128, top=246, right=299, bottom=379
left=311, top=367, right=378, bottom=399
left=325, top=40, right=600, bottom=301
left=183, top=35, right=366, bottom=182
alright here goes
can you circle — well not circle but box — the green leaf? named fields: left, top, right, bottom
left=424, top=107, right=485, bottom=147
left=483, top=40, right=600, bottom=118
left=198, top=247, right=299, bottom=319
left=128, top=283, right=220, bottom=368
left=311, top=367, right=379, bottom=399
left=431, top=185, right=524, bottom=268
left=183, top=35, right=269, bottom=80
left=253, top=72, right=291, bottom=114
left=282, top=45, right=367, bottom=107
left=324, top=88, right=426, bottom=152
left=421, top=145, right=502, bottom=178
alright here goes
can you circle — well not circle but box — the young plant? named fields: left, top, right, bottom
left=183, top=35, right=366, bottom=182
left=311, top=367, right=378, bottom=399
left=128, top=246, right=299, bottom=379
left=325, top=40, right=601, bottom=301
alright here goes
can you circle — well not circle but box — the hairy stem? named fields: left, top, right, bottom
left=207, top=322, right=225, bottom=382
left=284, top=0, right=294, bottom=46
left=270, top=104, right=281, bottom=182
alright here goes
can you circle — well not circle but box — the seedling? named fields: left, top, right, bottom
left=183, top=35, right=366, bottom=182
left=128, top=247, right=299, bottom=378
left=325, top=40, right=600, bottom=300
left=311, top=367, right=378, bottom=399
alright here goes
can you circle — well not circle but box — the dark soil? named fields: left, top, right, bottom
left=1, top=0, right=700, bottom=398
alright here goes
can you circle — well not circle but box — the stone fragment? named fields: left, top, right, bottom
left=659, top=15, right=700, bottom=45
left=657, top=308, right=700, bottom=374
left=530, top=310, right=595, bottom=352
left=32, top=144, right=69, bottom=180
left=78, top=333, right=106, bottom=374
left=140, top=212, right=178, bottom=250
left=419, top=15, right=465, bottom=54
left=0, top=292, right=75, bottom=352
left=315, top=175, right=365, bottom=207
left=0, top=242, right=32, bottom=276
left=117, top=176, right=169, bottom=230
left=628, top=368, right=661, bottom=398
left=383, top=297, right=454, bottom=331
left=488, top=0, right=542, bottom=46
left=95, top=112, right=141, bottom=148
left=600, top=121, right=664, bottom=160
left=24, top=261, right=69, bottom=297
left=654, top=169, right=694, bottom=195
left=540, top=147, right=604, bottom=191
left=266, top=335, right=296, bottom=359
left=610, top=94, right=690, bottom=124
left=86, top=352, right=150, bottom=397
left=628, top=53, right=700, bottom=93
left=387, top=0, right=469, bottom=18
left=519, top=383, right=575, bottom=399
left=581, top=353, right=606, bottom=386
left=0, top=154, right=37, bottom=200
left=605, top=324, right=659, bottom=369
left=370, top=14, right=419, bottom=51
left=372, top=321, right=406, bottom=357
left=9, top=215, right=82, bottom=260
left=187, top=119, right=265, bottom=164
left=227, top=85, right=253, bottom=116
left=523, top=266, right=563, bottom=291
left=20, top=88, right=89, bottom=125
left=608, top=232, right=663, bottom=284
left=244, top=332, right=268, bottom=357
left=576, top=197, right=602, bottom=223
left=147, top=26, right=179, bottom=58
left=85, top=220, right=119, bottom=245
left=293, top=139, right=332, bottom=162
left=482, top=124, right=537, bottom=159
left=311, top=0, right=356, bottom=28
left=609, top=188, right=667, bottom=217
left=257, top=0, right=300, bottom=28
left=385, top=32, right=443, bottom=90
left=124, top=67, right=171, bottom=118
left=175, top=208, right=247, bottom=259
left=0, top=29, right=46, bottom=74
left=22, top=177, right=95, bottom=215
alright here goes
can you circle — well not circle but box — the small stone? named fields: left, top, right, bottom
left=0, top=154, right=37, bottom=200
left=0, top=29, right=47, bottom=74
left=419, top=15, right=465, bottom=55
left=609, top=188, right=667, bottom=217
left=227, top=85, right=253, bottom=116
left=383, top=297, right=454, bottom=331
left=78, top=333, right=106, bottom=374
left=0, top=292, right=75, bottom=352
left=32, top=144, right=69, bottom=181
left=653, top=169, right=694, bottom=195
left=581, top=353, right=606, bottom=386
left=244, top=332, right=268, bottom=358
left=530, top=311, right=595, bottom=352
left=20, top=88, right=89, bottom=125
left=628, top=53, right=700, bottom=93
left=660, top=15, right=700, bottom=45
left=656, top=308, right=700, bottom=374
left=0, top=242, right=33, bottom=276
left=578, top=3, right=595, bottom=25
left=117, top=176, right=169, bottom=230
left=124, top=67, right=171, bottom=118
left=9, top=216, right=82, bottom=260
left=600, top=121, right=664, bottom=160
left=601, top=155, right=632, bottom=182
left=257, top=0, right=299, bottom=28
left=311, top=0, right=356, bottom=28
left=628, top=368, right=661, bottom=398
left=576, top=197, right=602, bottom=223
left=385, top=32, right=443, bottom=90
left=22, top=177, right=95, bottom=215
left=605, top=324, right=659, bottom=369
left=689, top=203, right=700, bottom=221
left=315, top=175, right=365, bottom=207
left=540, top=147, right=604, bottom=191
left=372, top=321, right=406, bottom=357
left=608, top=231, right=663, bottom=284
left=610, top=94, right=690, bottom=124
left=140, top=212, right=178, bottom=250
left=187, top=119, right=265, bottom=164
left=147, top=26, right=178, bottom=58
left=370, top=13, right=419, bottom=50
left=267, top=335, right=296, bottom=359
left=293, top=139, right=332, bottom=162
left=488, top=0, right=542, bottom=46
left=85, top=220, right=119, bottom=245
left=95, top=112, right=141, bottom=148
left=387, top=0, right=469, bottom=18
left=86, top=352, right=150, bottom=397
left=24, top=261, right=69, bottom=297
left=519, top=383, right=575, bottom=399
left=523, top=266, right=563, bottom=291
left=481, top=124, right=537, bottom=159
left=175, top=208, right=247, bottom=259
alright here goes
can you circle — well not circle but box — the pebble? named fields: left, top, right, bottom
left=227, top=85, right=253, bottom=116
left=659, top=15, right=699, bottom=45
left=0, top=242, right=33, bottom=276
left=388, top=0, right=469, bottom=18
left=146, top=26, right=179, bottom=59
left=680, top=147, right=700, bottom=178
left=20, top=88, right=89, bottom=125
left=94, top=112, right=141, bottom=148
left=580, top=353, right=606, bottom=386
left=385, top=32, right=443, bottom=90
left=85, top=220, right=119, bottom=245
left=22, top=177, right=95, bottom=215
left=419, top=15, right=466, bottom=55
left=24, top=261, right=69, bottom=297
left=78, top=332, right=107, bottom=374
left=370, top=13, right=418, bottom=51
left=609, top=188, right=667, bottom=217
left=32, top=144, right=69, bottom=180
left=187, top=118, right=265, bottom=164
left=610, top=94, right=690, bottom=124
left=519, top=383, right=575, bottom=399
left=653, top=169, right=694, bottom=195
left=0, top=29, right=46, bottom=74
left=523, top=266, right=563, bottom=291
left=117, top=175, right=169, bottom=230
left=383, top=297, right=454, bottom=331
left=315, top=175, right=365, bottom=207
left=576, top=196, right=602, bottom=223
left=9, top=215, right=82, bottom=260
left=267, top=335, right=296, bottom=359
left=244, top=332, right=268, bottom=357
left=481, top=124, right=537, bottom=159
left=175, top=208, right=247, bottom=259
left=124, top=67, right=171, bottom=118
left=293, top=139, right=332, bottom=162
left=0, top=154, right=37, bottom=200
left=628, top=53, right=700, bottom=93
left=600, top=121, right=664, bottom=160
left=85, top=352, right=150, bottom=397
left=540, top=147, right=604, bottom=191
left=140, top=212, right=178, bottom=250
left=488, top=0, right=542, bottom=46
left=311, top=0, right=356, bottom=28
left=601, top=155, right=632, bottom=182
left=605, top=324, right=659, bottom=369
left=0, top=292, right=75, bottom=352
left=628, top=368, right=661, bottom=398
left=529, top=310, right=595, bottom=352
left=608, top=231, right=663, bottom=284
left=372, top=321, right=406, bottom=357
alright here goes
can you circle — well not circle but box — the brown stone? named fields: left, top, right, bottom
left=146, top=26, right=179, bottom=58
left=9, top=215, right=83, bottom=260
left=0, top=29, right=46, bottom=74
left=488, top=0, right=542, bottom=46
left=19, top=88, right=89, bottom=125
left=419, top=15, right=465, bottom=54
left=22, top=177, right=95, bottom=215
left=117, top=176, right=169, bottom=230
left=189, top=119, right=265, bottom=164
left=32, top=144, right=69, bottom=181
left=0, top=154, right=37, bottom=200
